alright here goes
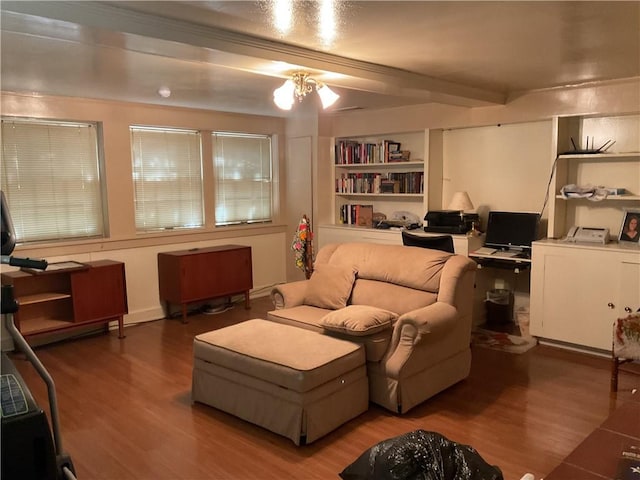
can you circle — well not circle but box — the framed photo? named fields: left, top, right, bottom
left=618, top=209, right=640, bottom=243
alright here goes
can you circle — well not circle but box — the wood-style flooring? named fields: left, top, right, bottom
left=8, top=296, right=638, bottom=480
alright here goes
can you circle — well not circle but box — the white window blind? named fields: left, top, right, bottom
left=130, top=126, right=203, bottom=232
left=212, top=132, right=272, bottom=226
left=1, top=118, right=105, bottom=244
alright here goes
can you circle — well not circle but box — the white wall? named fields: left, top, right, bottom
left=0, top=93, right=290, bottom=350
left=442, top=120, right=553, bottom=224
left=285, top=136, right=312, bottom=281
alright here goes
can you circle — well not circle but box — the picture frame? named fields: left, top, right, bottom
left=618, top=209, right=640, bottom=244
left=386, top=141, right=401, bottom=153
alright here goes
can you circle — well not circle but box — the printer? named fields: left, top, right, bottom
left=424, top=210, right=479, bottom=234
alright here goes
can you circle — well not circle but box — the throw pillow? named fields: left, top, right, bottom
left=304, top=263, right=357, bottom=310
left=320, top=305, right=397, bottom=336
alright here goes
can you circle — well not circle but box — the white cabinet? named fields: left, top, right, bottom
left=332, top=131, right=429, bottom=228
left=530, top=240, right=640, bottom=351
left=548, top=114, right=640, bottom=239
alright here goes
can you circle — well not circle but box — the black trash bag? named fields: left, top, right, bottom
left=340, top=429, right=503, bottom=480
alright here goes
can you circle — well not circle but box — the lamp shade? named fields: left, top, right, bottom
left=316, top=84, right=340, bottom=109
left=272, top=72, right=339, bottom=110
left=273, top=79, right=295, bottom=110
left=447, top=191, right=475, bottom=211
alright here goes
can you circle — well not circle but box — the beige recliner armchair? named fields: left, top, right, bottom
left=268, top=242, right=477, bottom=414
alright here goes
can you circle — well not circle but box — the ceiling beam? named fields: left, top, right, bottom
left=2, top=1, right=505, bottom=106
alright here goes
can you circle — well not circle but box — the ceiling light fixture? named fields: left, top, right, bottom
left=273, top=72, right=339, bottom=110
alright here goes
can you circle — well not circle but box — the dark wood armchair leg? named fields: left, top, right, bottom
left=611, top=356, right=619, bottom=393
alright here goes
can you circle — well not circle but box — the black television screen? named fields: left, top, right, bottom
left=484, top=211, right=540, bottom=251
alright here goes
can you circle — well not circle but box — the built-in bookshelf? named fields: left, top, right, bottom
left=332, top=131, right=429, bottom=227
left=530, top=113, right=640, bottom=352
left=547, top=113, right=640, bottom=239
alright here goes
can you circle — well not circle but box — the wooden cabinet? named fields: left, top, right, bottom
left=530, top=240, right=640, bottom=351
left=71, top=260, right=128, bottom=323
left=158, top=244, right=253, bottom=322
left=1, top=260, right=128, bottom=340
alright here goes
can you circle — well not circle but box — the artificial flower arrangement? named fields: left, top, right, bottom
left=291, top=215, right=314, bottom=278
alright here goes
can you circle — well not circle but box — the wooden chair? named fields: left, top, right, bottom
left=611, top=312, right=640, bottom=392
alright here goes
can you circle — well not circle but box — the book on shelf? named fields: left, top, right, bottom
left=336, top=172, right=384, bottom=194
left=380, top=180, right=400, bottom=194
left=340, top=204, right=374, bottom=227
left=336, top=172, right=423, bottom=194
left=335, top=139, right=411, bottom=164
left=356, top=205, right=373, bottom=228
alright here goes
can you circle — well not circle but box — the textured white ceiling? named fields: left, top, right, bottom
left=1, top=1, right=639, bottom=117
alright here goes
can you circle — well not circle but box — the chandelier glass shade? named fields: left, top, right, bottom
left=273, top=72, right=339, bottom=110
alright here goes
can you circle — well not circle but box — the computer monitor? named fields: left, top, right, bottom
left=484, top=211, right=540, bottom=251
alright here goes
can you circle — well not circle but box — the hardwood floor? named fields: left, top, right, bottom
left=8, top=296, right=637, bottom=480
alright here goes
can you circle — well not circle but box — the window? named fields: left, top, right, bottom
left=212, top=132, right=273, bottom=225
left=1, top=118, right=105, bottom=244
left=130, top=126, right=203, bottom=232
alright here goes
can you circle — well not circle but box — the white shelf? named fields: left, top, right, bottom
left=334, top=161, right=424, bottom=169
left=336, top=193, right=424, bottom=198
left=548, top=114, right=640, bottom=239
left=555, top=195, right=640, bottom=201
left=558, top=152, right=639, bottom=160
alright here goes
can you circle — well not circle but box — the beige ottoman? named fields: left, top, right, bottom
left=192, top=319, right=368, bottom=445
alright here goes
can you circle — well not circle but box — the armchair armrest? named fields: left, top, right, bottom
left=383, top=302, right=458, bottom=378
left=397, top=302, right=458, bottom=338
left=270, top=280, right=308, bottom=309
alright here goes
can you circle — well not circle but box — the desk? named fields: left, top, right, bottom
left=468, top=249, right=533, bottom=327
left=469, top=250, right=532, bottom=273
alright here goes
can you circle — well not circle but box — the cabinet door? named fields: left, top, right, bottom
left=536, top=252, right=618, bottom=350
left=619, top=260, right=640, bottom=315
left=180, top=248, right=252, bottom=302
left=71, top=262, right=127, bottom=322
